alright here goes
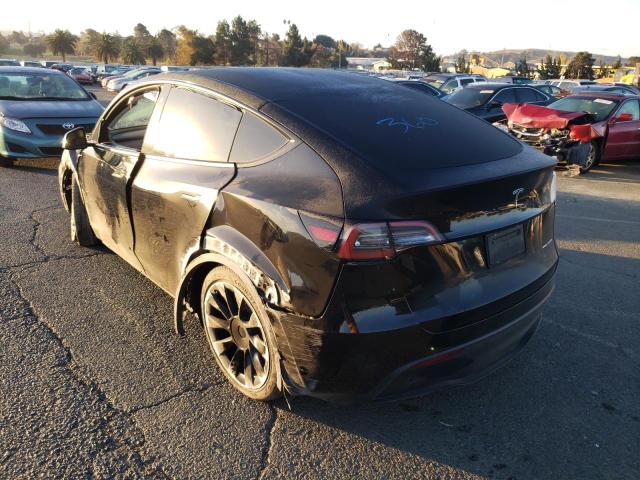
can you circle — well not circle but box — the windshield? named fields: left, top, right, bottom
left=0, top=72, right=89, bottom=100
left=70, top=68, right=87, bottom=74
left=123, top=69, right=146, bottom=79
left=549, top=96, right=618, bottom=122
left=446, top=87, right=495, bottom=109
left=425, top=75, right=447, bottom=89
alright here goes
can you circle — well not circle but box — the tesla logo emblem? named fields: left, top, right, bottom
left=512, top=187, right=525, bottom=207
left=62, top=123, right=75, bottom=130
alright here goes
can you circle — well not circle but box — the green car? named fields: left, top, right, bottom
left=0, top=66, right=104, bottom=167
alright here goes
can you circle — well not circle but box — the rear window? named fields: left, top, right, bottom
left=446, top=87, right=495, bottom=108
left=229, top=112, right=288, bottom=164
left=276, top=81, right=522, bottom=170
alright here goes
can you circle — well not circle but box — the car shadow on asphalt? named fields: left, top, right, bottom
left=10, top=157, right=59, bottom=176
left=586, top=158, right=640, bottom=183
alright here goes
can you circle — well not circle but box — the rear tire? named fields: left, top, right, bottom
left=200, top=266, right=282, bottom=401
left=580, top=141, right=601, bottom=173
left=70, top=176, right=98, bottom=246
left=0, top=156, right=13, bottom=168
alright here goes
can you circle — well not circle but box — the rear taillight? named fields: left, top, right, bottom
left=337, top=221, right=443, bottom=260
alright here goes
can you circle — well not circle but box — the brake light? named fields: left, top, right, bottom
left=337, top=221, right=443, bottom=260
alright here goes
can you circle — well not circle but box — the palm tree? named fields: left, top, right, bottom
left=47, top=29, right=77, bottom=62
left=94, top=33, right=120, bottom=64
left=146, top=36, right=164, bottom=66
left=121, top=37, right=146, bottom=65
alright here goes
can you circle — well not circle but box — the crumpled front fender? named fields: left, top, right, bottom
left=57, top=149, right=80, bottom=212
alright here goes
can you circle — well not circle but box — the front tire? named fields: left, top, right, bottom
left=580, top=141, right=601, bottom=173
left=200, top=266, right=282, bottom=401
left=0, top=156, right=13, bottom=168
left=70, top=176, right=98, bottom=246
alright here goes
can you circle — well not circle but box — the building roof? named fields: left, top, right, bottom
left=345, top=57, right=382, bottom=67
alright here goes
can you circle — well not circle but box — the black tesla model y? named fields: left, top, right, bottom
left=59, top=68, right=558, bottom=402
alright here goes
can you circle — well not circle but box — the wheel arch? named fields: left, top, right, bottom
left=173, top=225, right=289, bottom=336
left=58, top=150, right=80, bottom=212
left=60, top=167, right=73, bottom=212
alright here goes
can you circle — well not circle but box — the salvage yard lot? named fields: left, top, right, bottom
left=1, top=151, right=639, bottom=477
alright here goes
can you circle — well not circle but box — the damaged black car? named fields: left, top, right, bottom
left=59, top=68, right=558, bottom=402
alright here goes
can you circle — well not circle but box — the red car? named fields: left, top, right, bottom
left=503, top=92, right=640, bottom=172
left=67, top=67, right=94, bottom=85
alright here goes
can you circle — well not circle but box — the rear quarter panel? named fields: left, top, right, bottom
left=212, top=143, right=344, bottom=317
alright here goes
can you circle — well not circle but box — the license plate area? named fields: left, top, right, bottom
left=486, top=224, right=526, bottom=267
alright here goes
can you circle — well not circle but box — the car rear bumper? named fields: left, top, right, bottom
left=275, top=268, right=555, bottom=403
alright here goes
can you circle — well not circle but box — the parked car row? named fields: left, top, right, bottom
left=386, top=72, right=640, bottom=174
left=102, top=67, right=162, bottom=91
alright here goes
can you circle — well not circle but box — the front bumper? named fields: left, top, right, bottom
left=0, top=118, right=96, bottom=159
left=508, top=124, right=590, bottom=166
left=274, top=269, right=555, bottom=403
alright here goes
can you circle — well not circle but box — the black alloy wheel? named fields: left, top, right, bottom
left=201, top=267, right=281, bottom=400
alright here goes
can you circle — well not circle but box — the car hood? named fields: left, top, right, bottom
left=0, top=99, right=104, bottom=119
left=502, top=103, right=591, bottom=129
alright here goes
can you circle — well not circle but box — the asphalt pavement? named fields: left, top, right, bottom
left=0, top=91, right=638, bottom=479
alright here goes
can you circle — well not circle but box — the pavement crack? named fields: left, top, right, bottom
left=5, top=271, right=169, bottom=478
left=257, top=404, right=279, bottom=480
left=0, top=250, right=106, bottom=273
left=27, top=205, right=59, bottom=260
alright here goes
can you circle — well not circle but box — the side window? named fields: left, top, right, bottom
left=516, top=88, right=542, bottom=103
left=441, top=79, right=458, bottom=94
left=617, top=100, right=640, bottom=121
left=460, top=78, right=474, bottom=87
left=144, top=87, right=242, bottom=162
left=403, top=82, right=438, bottom=95
left=494, top=88, right=517, bottom=104
left=103, top=88, right=159, bottom=150
left=229, top=112, right=289, bottom=164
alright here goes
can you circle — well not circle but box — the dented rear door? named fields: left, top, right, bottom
left=131, top=86, right=241, bottom=294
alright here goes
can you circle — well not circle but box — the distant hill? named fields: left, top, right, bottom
left=449, top=49, right=627, bottom=66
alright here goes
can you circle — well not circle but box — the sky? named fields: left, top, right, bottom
left=3, top=0, right=639, bottom=57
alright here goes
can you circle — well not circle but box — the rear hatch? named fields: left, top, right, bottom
left=332, top=150, right=557, bottom=335
left=265, top=75, right=558, bottom=333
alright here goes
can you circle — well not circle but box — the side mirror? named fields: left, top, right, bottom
left=62, top=127, right=88, bottom=150
left=611, top=112, right=633, bottom=123
left=487, top=100, right=503, bottom=110
left=88, top=91, right=97, bottom=100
